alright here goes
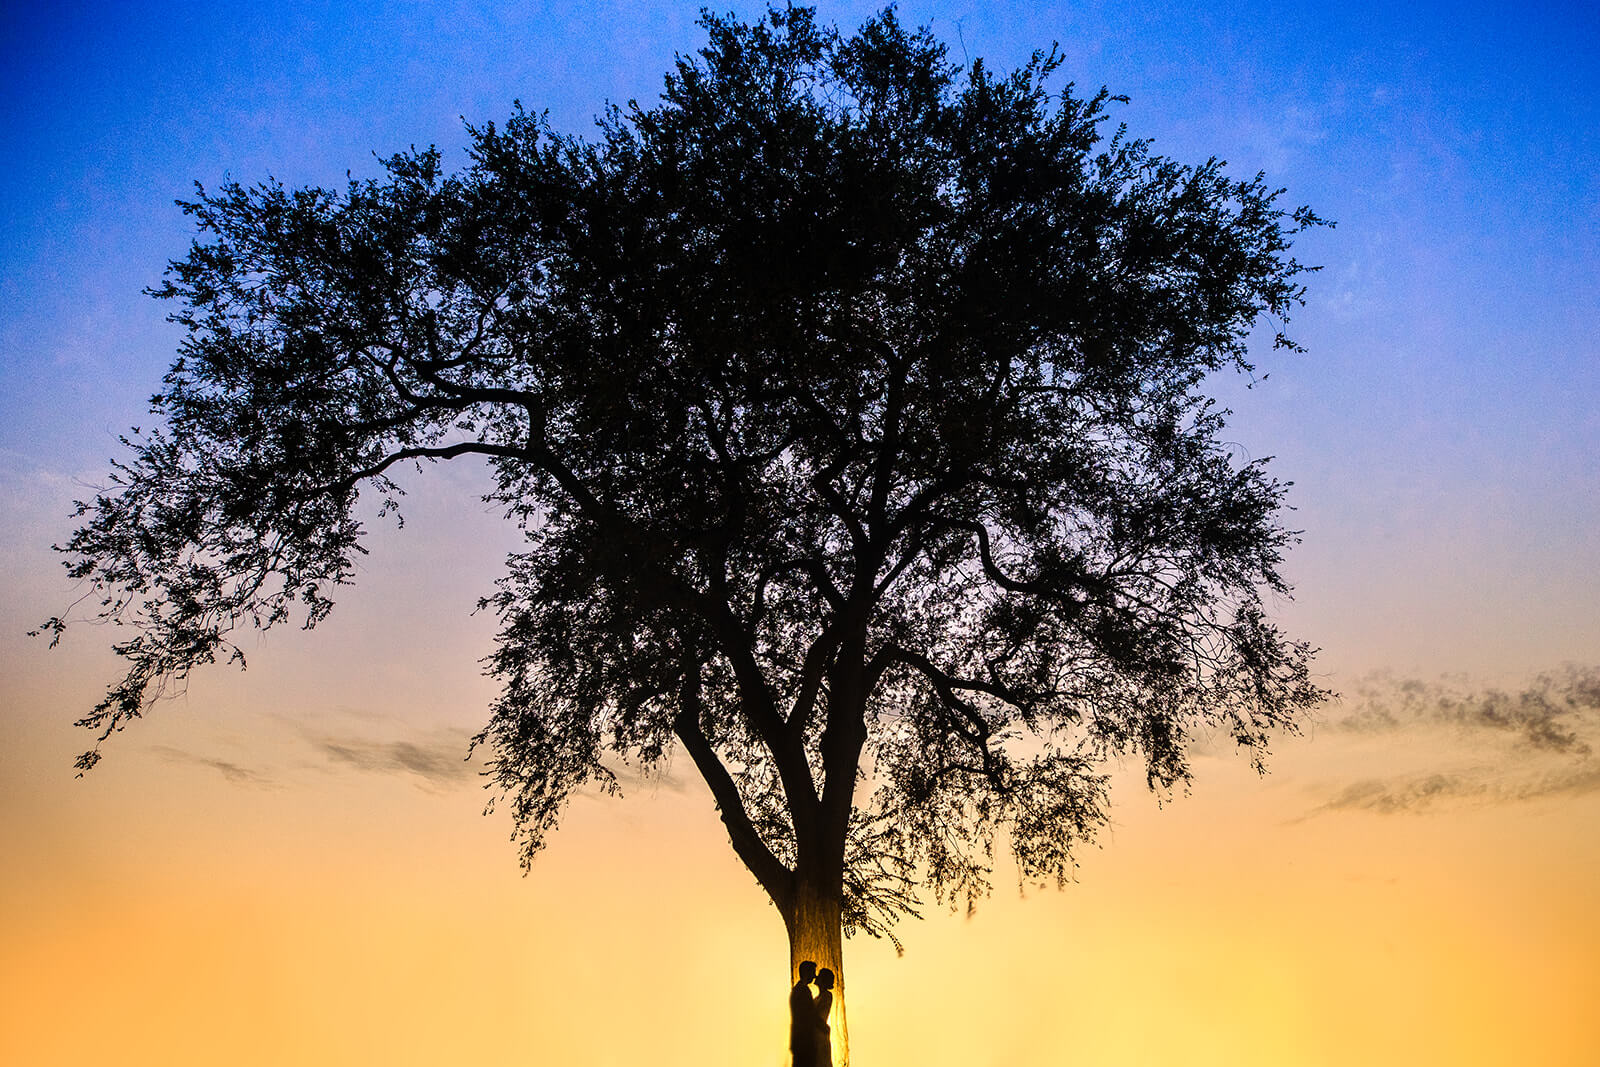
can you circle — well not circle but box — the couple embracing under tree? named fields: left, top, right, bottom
left=788, top=961, right=835, bottom=1067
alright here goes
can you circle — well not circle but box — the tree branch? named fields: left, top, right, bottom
left=673, top=663, right=793, bottom=910
left=882, top=644, right=1036, bottom=713
left=513, top=404, right=822, bottom=839
left=329, top=441, right=532, bottom=494
left=887, top=645, right=1011, bottom=790
left=929, top=514, right=1097, bottom=612
left=787, top=623, right=843, bottom=739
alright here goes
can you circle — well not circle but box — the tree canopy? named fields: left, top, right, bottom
left=50, top=2, right=1326, bottom=993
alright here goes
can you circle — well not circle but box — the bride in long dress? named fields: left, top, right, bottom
left=812, top=969, right=835, bottom=1067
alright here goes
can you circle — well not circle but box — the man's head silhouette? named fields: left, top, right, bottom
left=797, top=960, right=817, bottom=984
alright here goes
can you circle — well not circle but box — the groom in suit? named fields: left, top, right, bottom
left=789, top=960, right=818, bottom=1066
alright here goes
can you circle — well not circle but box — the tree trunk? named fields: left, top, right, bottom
left=785, top=878, right=849, bottom=1067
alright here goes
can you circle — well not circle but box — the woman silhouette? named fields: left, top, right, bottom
left=812, top=968, right=835, bottom=1067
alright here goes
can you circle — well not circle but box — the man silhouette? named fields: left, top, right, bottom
left=789, top=960, right=818, bottom=1067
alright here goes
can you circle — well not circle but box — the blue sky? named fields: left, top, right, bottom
left=5, top=0, right=1596, bottom=680
left=3, top=5, right=1598, bottom=1065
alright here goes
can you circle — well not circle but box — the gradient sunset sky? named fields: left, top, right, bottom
left=3, top=2, right=1597, bottom=1065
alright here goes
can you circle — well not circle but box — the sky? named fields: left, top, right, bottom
left=2, top=1, right=1597, bottom=1064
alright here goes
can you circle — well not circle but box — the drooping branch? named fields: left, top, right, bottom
left=673, top=661, right=794, bottom=908
left=881, top=645, right=1037, bottom=715
left=929, top=514, right=1099, bottom=612
left=887, top=646, right=1012, bottom=790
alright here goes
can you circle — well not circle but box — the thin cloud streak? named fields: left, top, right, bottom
left=1306, top=762, right=1600, bottom=818
left=1315, top=773, right=1484, bottom=815
left=150, top=745, right=275, bottom=787
left=1296, top=665, right=1600, bottom=819
left=310, top=731, right=481, bottom=790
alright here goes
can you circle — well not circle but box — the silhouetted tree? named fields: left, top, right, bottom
left=47, top=7, right=1327, bottom=1063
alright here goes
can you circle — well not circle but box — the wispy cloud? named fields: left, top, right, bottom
left=272, top=707, right=684, bottom=796
left=1333, top=665, right=1600, bottom=755
left=308, top=729, right=482, bottom=790
left=1315, top=773, right=1483, bottom=815
left=150, top=745, right=275, bottom=787
left=1299, top=665, right=1600, bottom=818
left=1308, top=761, right=1600, bottom=818
left=305, top=728, right=686, bottom=798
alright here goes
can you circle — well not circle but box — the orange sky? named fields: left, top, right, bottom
left=4, top=2, right=1599, bottom=1064
left=5, top=688, right=1597, bottom=1066
left=5, top=479, right=1597, bottom=1065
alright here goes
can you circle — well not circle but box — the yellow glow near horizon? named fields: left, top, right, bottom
left=4, top=688, right=1598, bottom=1067
left=7, top=480, right=1597, bottom=1065
left=4, top=2, right=1599, bottom=1064
left=6, top=475, right=1597, bottom=1066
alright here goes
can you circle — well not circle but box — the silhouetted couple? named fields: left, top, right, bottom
left=789, top=960, right=835, bottom=1067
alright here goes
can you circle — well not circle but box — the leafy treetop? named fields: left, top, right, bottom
left=50, top=6, right=1327, bottom=942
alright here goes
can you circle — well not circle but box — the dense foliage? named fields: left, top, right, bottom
left=51, top=7, right=1326, bottom=950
